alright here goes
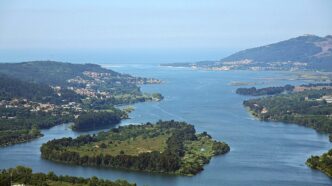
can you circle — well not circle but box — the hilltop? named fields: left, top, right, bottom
left=0, top=61, right=162, bottom=146
left=162, top=35, right=332, bottom=71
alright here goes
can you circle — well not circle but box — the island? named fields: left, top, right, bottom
left=236, top=85, right=294, bottom=96
left=0, top=166, right=135, bottom=186
left=41, top=120, right=230, bottom=176
left=0, top=61, right=163, bottom=146
left=236, top=83, right=332, bottom=97
left=241, top=86, right=332, bottom=177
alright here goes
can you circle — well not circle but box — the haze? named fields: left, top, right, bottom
left=0, top=0, right=331, bottom=62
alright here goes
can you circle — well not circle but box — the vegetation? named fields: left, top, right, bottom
left=301, top=83, right=332, bottom=87
left=236, top=85, right=294, bottom=96
left=307, top=149, right=332, bottom=177
left=0, top=74, right=81, bottom=104
left=73, top=111, right=122, bottom=131
left=0, top=61, right=163, bottom=107
left=220, top=35, right=328, bottom=64
left=0, top=166, right=135, bottom=186
left=242, top=87, right=332, bottom=177
left=0, top=106, right=74, bottom=147
left=85, top=93, right=162, bottom=107
left=151, top=93, right=164, bottom=101
left=0, top=61, right=120, bottom=86
left=243, top=89, right=332, bottom=134
left=0, top=61, right=160, bottom=96
left=41, top=120, right=229, bottom=176
left=163, top=35, right=332, bottom=71
left=0, top=127, right=42, bottom=147
left=0, top=61, right=163, bottom=147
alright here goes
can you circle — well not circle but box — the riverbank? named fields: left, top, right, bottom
left=0, top=68, right=331, bottom=186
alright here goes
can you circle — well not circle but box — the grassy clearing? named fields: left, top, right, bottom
left=67, top=134, right=169, bottom=157
left=177, top=136, right=217, bottom=175
left=41, top=121, right=230, bottom=176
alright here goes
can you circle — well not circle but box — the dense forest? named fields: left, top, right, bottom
left=0, top=106, right=74, bottom=146
left=243, top=88, right=332, bottom=177
left=0, top=61, right=119, bottom=86
left=0, top=61, right=159, bottom=96
left=0, top=74, right=81, bottom=104
left=236, top=85, right=294, bottom=96
left=0, top=61, right=162, bottom=105
left=307, top=149, right=332, bottom=177
left=83, top=92, right=163, bottom=107
left=73, top=111, right=122, bottom=131
left=243, top=89, right=332, bottom=133
left=41, top=120, right=230, bottom=176
left=0, top=127, right=42, bottom=147
left=0, top=166, right=135, bottom=186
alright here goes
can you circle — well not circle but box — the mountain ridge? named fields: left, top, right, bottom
left=220, top=35, right=331, bottom=63
left=162, top=35, right=332, bottom=71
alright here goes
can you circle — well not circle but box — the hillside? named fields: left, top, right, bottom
left=0, top=61, right=156, bottom=87
left=162, top=35, right=332, bottom=71
left=0, top=61, right=112, bottom=85
left=0, top=74, right=80, bottom=103
left=0, top=61, right=162, bottom=147
left=221, top=35, right=331, bottom=63
left=0, top=74, right=55, bottom=100
left=0, top=61, right=161, bottom=102
left=0, top=166, right=135, bottom=186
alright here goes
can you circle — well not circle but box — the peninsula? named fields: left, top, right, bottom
left=162, top=35, right=332, bottom=71
left=41, top=120, right=230, bottom=176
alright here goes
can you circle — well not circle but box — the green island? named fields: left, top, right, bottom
left=236, top=83, right=332, bottom=96
left=241, top=86, right=332, bottom=177
left=236, top=85, right=294, bottom=96
left=0, top=61, right=163, bottom=146
left=0, top=166, right=135, bottom=186
left=41, top=120, right=230, bottom=176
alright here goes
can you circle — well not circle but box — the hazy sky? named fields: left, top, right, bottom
left=0, top=0, right=331, bottom=60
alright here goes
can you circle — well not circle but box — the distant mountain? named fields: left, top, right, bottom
left=162, top=35, right=332, bottom=71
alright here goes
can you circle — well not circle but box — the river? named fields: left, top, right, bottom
left=0, top=65, right=331, bottom=186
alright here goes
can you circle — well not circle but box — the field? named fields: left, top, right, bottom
left=41, top=121, right=230, bottom=175
left=68, top=134, right=169, bottom=156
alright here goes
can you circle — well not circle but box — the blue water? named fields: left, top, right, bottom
left=0, top=65, right=331, bottom=186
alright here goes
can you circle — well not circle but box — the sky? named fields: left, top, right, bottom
left=0, top=0, right=331, bottom=63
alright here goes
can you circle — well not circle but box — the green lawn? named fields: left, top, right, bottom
left=41, top=121, right=230, bottom=176
left=177, top=136, right=218, bottom=175
left=67, top=134, right=169, bottom=157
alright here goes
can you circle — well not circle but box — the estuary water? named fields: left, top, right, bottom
left=0, top=65, right=332, bottom=186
